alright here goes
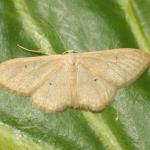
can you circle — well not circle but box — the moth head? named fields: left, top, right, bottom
left=63, top=50, right=78, bottom=54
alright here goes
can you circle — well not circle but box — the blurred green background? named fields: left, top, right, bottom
left=0, top=0, right=150, bottom=150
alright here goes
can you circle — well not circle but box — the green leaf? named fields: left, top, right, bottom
left=0, top=0, right=150, bottom=150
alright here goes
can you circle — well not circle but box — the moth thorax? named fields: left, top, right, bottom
left=67, top=52, right=79, bottom=66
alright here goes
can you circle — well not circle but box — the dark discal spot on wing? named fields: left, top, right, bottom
left=115, top=56, right=118, bottom=60
left=49, top=82, right=52, bottom=85
left=94, top=78, right=98, bottom=82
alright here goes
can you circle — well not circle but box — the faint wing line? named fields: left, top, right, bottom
left=82, top=55, right=137, bottom=76
left=80, top=57, right=128, bottom=80
left=29, top=63, right=63, bottom=95
left=79, top=62, right=116, bottom=88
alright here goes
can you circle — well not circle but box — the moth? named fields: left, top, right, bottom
left=0, top=48, right=150, bottom=113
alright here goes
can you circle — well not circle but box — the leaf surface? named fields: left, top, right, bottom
left=0, top=0, right=150, bottom=150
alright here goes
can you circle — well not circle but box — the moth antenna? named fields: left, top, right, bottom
left=17, top=44, right=50, bottom=55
